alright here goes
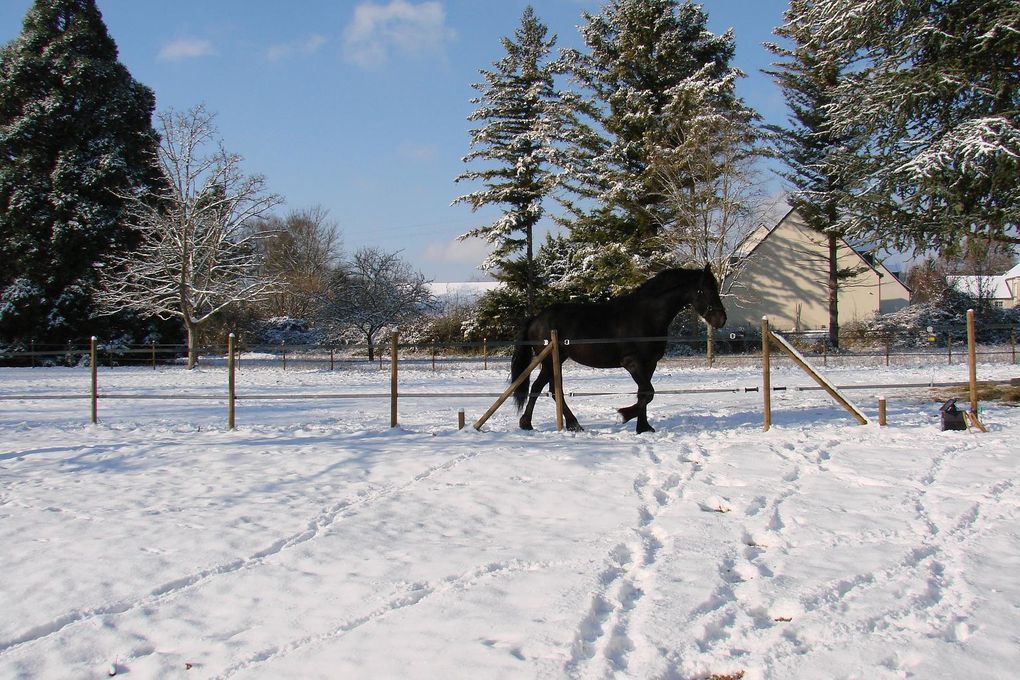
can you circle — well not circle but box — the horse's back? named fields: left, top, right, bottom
left=526, top=302, right=615, bottom=342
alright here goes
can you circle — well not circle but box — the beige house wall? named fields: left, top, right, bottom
left=725, top=210, right=911, bottom=331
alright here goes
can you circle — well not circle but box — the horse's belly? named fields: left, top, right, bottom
left=569, top=347, right=621, bottom=369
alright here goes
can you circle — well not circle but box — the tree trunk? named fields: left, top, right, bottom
left=827, top=232, right=839, bottom=350
left=366, top=337, right=375, bottom=362
left=525, top=222, right=535, bottom=316
left=186, top=322, right=197, bottom=369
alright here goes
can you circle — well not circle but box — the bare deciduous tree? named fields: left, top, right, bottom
left=252, top=206, right=343, bottom=319
left=647, top=75, right=774, bottom=357
left=94, top=105, right=282, bottom=367
left=320, top=247, right=434, bottom=361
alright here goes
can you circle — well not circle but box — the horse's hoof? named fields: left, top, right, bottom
left=636, top=424, right=655, bottom=434
left=618, top=406, right=636, bottom=423
left=567, top=421, right=584, bottom=432
left=519, top=420, right=534, bottom=431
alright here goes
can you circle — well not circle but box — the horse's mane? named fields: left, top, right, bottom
left=630, top=267, right=699, bottom=297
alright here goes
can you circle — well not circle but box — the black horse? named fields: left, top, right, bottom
left=510, top=265, right=727, bottom=434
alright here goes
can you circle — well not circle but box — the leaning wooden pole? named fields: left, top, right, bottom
left=473, top=342, right=554, bottom=431
left=770, top=331, right=868, bottom=425
left=550, top=330, right=564, bottom=432
left=762, top=317, right=771, bottom=432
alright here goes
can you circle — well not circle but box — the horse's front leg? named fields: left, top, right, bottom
left=619, top=358, right=656, bottom=433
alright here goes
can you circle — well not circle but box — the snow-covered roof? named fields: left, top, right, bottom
left=947, top=275, right=1013, bottom=299
left=427, top=281, right=502, bottom=302
left=732, top=223, right=773, bottom=259
left=1003, top=262, right=1020, bottom=280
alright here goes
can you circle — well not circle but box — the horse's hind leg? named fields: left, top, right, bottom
left=550, top=368, right=583, bottom=432
left=520, top=360, right=583, bottom=431
left=519, top=362, right=551, bottom=430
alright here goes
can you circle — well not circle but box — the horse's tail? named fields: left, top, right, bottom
left=510, top=325, right=533, bottom=412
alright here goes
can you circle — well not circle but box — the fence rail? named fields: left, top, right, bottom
left=1, top=321, right=1017, bottom=431
left=3, top=325, right=1017, bottom=370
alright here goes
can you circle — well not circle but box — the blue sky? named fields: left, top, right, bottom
left=1, top=0, right=792, bottom=281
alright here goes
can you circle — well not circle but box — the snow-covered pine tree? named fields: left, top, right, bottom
left=765, top=0, right=863, bottom=348
left=0, top=0, right=162, bottom=347
left=558, top=0, right=745, bottom=292
left=453, top=6, right=576, bottom=315
left=804, top=0, right=1020, bottom=253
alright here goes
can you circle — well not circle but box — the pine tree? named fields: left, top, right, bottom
left=559, top=0, right=745, bottom=288
left=765, top=0, right=862, bottom=348
left=453, top=6, right=575, bottom=315
left=804, top=0, right=1020, bottom=253
left=0, top=0, right=161, bottom=347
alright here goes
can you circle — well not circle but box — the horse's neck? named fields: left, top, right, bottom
left=628, top=285, right=695, bottom=329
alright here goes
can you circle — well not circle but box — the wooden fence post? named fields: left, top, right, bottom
left=390, top=331, right=399, bottom=428
left=281, top=341, right=286, bottom=370
left=90, top=336, right=98, bottom=425
left=948, top=331, right=953, bottom=365
left=151, top=341, right=156, bottom=370
left=30, top=340, right=34, bottom=368
left=878, top=396, right=887, bottom=427
left=967, top=310, right=977, bottom=414
left=227, top=333, right=236, bottom=430
left=330, top=347, right=335, bottom=371
left=458, top=409, right=465, bottom=430
left=550, top=330, right=564, bottom=432
left=762, top=317, right=771, bottom=432
left=483, top=338, right=488, bottom=370
left=1011, top=328, right=1016, bottom=364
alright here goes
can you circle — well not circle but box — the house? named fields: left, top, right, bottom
left=427, top=281, right=502, bottom=309
left=948, top=262, right=1020, bottom=309
left=725, top=208, right=912, bottom=331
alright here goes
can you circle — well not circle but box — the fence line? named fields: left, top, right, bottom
left=2, top=327, right=1017, bottom=430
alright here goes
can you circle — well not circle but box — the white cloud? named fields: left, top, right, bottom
left=423, top=236, right=491, bottom=266
left=343, top=0, right=455, bottom=68
left=399, top=142, right=439, bottom=162
left=158, top=37, right=216, bottom=62
left=267, top=34, right=328, bottom=62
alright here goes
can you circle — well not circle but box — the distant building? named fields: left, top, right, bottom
left=725, top=209, right=912, bottom=331
left=427, top=281, right=502, bottom=309
left=948, top=262, right=1020, bottom=310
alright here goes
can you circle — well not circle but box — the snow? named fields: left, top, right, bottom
left=1, top=358, right=1019, bottom=679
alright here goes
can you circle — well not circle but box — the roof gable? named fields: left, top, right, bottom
left=947, top=275, right=1013, bottom=299
left=733, top=207, right=910, bottom=293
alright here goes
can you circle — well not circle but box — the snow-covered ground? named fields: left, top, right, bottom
left=1, top=359, right=1018, bottom=679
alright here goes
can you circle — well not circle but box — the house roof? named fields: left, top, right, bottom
left=1004, top=262, right=1020, bottom=280
left=732, top=207, right=911, bottom=291
left=947, top=275, right=1013, bottom=299
left=427, top=281, right=501, bottom=302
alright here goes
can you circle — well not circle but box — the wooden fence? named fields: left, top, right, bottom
left=1, top=319, right=1015, bottom=433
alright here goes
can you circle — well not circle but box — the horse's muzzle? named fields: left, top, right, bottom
left=704, top=309, right=727, bottom=329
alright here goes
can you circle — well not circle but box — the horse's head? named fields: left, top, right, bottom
left=694, top=264, right=727, bottom=328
